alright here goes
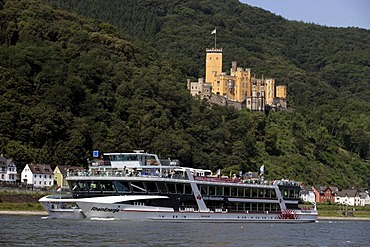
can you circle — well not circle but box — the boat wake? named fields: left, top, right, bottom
left=90, top=217, right=116, bottom=221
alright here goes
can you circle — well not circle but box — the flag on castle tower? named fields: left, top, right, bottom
left=259, top=165, right=264, bottom=176
left=211, top=28, right=216, bottom=35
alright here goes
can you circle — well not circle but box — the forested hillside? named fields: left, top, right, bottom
left=0, top=0, right=369, bottom=189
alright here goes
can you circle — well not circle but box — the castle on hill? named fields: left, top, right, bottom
left=187, top=48, right=287, bottom=112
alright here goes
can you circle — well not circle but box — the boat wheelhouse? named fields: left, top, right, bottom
left=57, top=151, right=317, bottom=222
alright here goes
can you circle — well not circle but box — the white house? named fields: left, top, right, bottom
left=0, top=155, right=17, bottom=183
left=359, top=192, right=370, bottom=206
left=21, top=163, right=54, bottom=188
left=300, top=186, right=316, bottom=203
left=335, top=189, right=361, bottom=206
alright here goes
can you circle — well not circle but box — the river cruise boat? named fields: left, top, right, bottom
left=47, top=151, right=317, bottom=222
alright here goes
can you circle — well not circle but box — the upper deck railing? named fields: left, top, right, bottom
left=65, top=167, right=301, bottom=187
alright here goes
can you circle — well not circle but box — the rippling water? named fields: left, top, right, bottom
left=0, top=215, right=369, bottom=246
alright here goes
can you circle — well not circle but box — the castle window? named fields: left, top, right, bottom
left=216, top=57, right=218, bottom=60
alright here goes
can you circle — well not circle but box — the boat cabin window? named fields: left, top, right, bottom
left=114, top=181, right=131, bottom=194
left=184, top=184, right=192, bottom=195
left=176, top=183, right=184, bottom=194
left=259, top=189, right=265, bottom=198
left=105, top=153, right=158, bottom=166
left=245, top=188, right=251, bottom=197
left=144, top=182, right=158, bottom=193
left=237, top=187, right=244, bottom=197
left=156, top=182, right=168, bottom=193
left=251, top=188, right=258, bottom=197
left=89, top=181, right=101, bottom=192
left=100, top=181, right=115, bottom=192
left=230, top=187, right=237, bottom=197
left=199, top=185, right=207, bottom=195
left=271, top=189, right=277, bottom=198
left=75, top=181, right=89, bottom=191
left=130, top=182, right=146, bottom=193
left=167, top=183, right=177, bottom=194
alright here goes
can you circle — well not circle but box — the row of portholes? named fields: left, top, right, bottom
left=237, top=216, right=276, bottom=220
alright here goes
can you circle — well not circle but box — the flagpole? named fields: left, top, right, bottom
left=214, top=28, right=217, bottom=48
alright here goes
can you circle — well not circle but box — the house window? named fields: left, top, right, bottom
left=39, top=181, right=41, bottom=185
left=39, top=175, right=42, bottom=178
left=44, top=175, right=46, bottom=179
left=44, top=181, right=46, bottom=185
left=34, top=175, right=36, bottom=178
left=49, top=175, right=52, bottom=179
left=49, top=182, right=51, bottom=185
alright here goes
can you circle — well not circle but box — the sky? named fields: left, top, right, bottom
left=240, top=0, right=370, bottom=30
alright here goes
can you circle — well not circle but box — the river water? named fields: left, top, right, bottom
left=0, top=215, right=369, bottom=246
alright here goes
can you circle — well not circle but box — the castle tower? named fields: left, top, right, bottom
left=276, top=85, right=287, bottom=99
left=264, top=78, right=275, bottom=106
left=205, top=48, right=223, bottom=85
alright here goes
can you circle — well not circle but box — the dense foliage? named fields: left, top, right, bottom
left=0, top=0, right=369, bottom=189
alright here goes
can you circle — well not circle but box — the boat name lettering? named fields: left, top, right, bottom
left=91, top=207, right=120, bottom=213
left=300, top=210, right=311, bottom=213
left=203, top=196, right=224, bottom=201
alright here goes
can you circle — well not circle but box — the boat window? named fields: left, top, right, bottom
left=230, top=187, right=237, bottom=197
left=100, top=181, right=115, bottom=192
left=184, top=184, right=192, bottom=195
left=245, top=202, right=251, bottom=211
left=271, top=189, right=277, bottom=198
left=209, top=186, right=215, bottom=196
left=167, top=183, right=177, bottom=194
left=144, top=182, right=158, bottom=193
left=230, top=202, right=237, bottom=211
left=176, top=183, right=184, bottom=194
left=76, top=181, right=89, bottom=191
left=259, top=189, right=265, bottom=198
left=216, top=186, right=223, bottom=196
left=224, top=187, right=230, bottom=196
left=237, top=187, right=244, bottom=197
left=237, top=202, right=244, bottom=211
left=251, top=203, right=258, bottom=211
left=245, top=188, right=251, bottom=197
left=90, top=181, right=101, bottom=192
left=282, top=189, right=288, bottom=198
left=131, top=182, right=146, bottom=193
left=199, top=185, right=208, bottom=195
left=251, top=188, right=258, bottom=198
left=156, top=182, right=168, bottom=193
left=69, top=181, right=78, bottom=191
left=114, top=181, right=131, bottom=194
left=271, top=203, right=279, bottom=211
left=265, top=189, right=271, bottom=198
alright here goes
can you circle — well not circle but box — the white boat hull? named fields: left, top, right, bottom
left=77, top=201, right=318, bottom=223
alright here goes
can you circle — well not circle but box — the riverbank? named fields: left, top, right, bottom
left=0, top=210, right=48, bottom=216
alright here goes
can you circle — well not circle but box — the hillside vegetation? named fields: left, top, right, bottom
left=0, top=0, right=369, bottom=189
